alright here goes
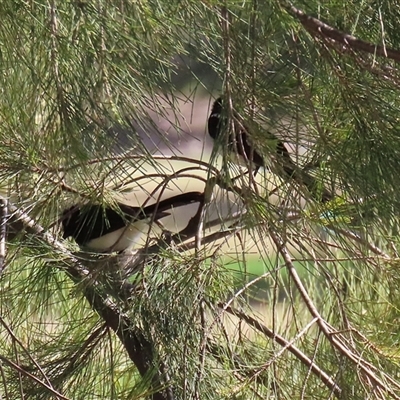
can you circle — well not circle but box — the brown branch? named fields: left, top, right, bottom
left=206, top=341, right=270, bottom=391
left=38, top=324, right=108, bottom=383
left=327, top=225, right=391, bottom=259
left=269, top=228, right=400, bottom=399
left=0, top=315, right=56, bottom=390
left=76, top=275, right=167, bottom=398
left=219, top=304, right=342, bottom=398
left=3, top=198, right=171, bottom=400
left=284, top=3, right=400, bottom=63
left=0, top=354, right=70, bottom=400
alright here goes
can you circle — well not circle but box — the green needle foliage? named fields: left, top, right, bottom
left=1, top=0, right=400, bottom=399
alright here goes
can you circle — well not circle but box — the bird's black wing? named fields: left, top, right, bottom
left=62, top=204, right=139, bottom=246
left=141, top=192, right=204, bottom=215
left=62, top=191, right=205, bottom=246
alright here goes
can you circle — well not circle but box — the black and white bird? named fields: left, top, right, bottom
left=62, top=192, right=204, bottom=252
left=208, top=97, right=332, bottom=203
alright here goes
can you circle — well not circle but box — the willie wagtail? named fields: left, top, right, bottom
left=208, top=97, right=332, bottom=202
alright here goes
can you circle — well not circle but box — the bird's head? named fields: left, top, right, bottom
left=61, top=205, right=82, bottom=239
left=208, top=97, right=225, bottom=140
left=211, top=97, right=223, bottom=115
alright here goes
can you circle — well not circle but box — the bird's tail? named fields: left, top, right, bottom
left=283, top=164, right=333, bottom=203
left=274, top=139, right=332, bottom=203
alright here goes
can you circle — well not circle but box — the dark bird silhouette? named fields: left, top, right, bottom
left=208, top=97, right=332, bottom=203
left=208, top=97, right=265, bottom=175
left=62, top=192, right=204, bottom=252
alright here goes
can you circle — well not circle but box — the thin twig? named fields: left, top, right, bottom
left=0, top=198, right=7, bottom=273
left=269, top=228, right=400, bottom=399
left=53, top=154, right=222, bottom=175
left=0, top=359, right=10, bottom=400
left=248, top=317, right=319, bottom=383
left=0, top=316, right=56, bottom=390
left=327, top=225, right=391, bottom=259
left=49, top=0, right=69, bottom=123
left=0, top=354, right=70, bottom=400
left=219, top=304, right=342, bottom=397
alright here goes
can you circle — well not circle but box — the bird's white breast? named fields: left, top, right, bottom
left=157, top=202, right=201, bottom=233
left=85, top=219, right=150, bottom=252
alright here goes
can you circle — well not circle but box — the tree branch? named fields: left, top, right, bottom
left=284, top=3, right=400, bottom=63
left=0, top=354, right=71, bottom=400
left=219, top=304, right=342, bottom=398
left=3, top=197, right=171, bottom=400
left=269, top=228, right=400, bottom=399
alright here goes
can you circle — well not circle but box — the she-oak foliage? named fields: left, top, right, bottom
left=0, top=0, right=400, bottom=399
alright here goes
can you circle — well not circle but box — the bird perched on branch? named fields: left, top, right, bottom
left=62, top=192, right=204, bottom=252
left=207, top=97, right=332, bottom=203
